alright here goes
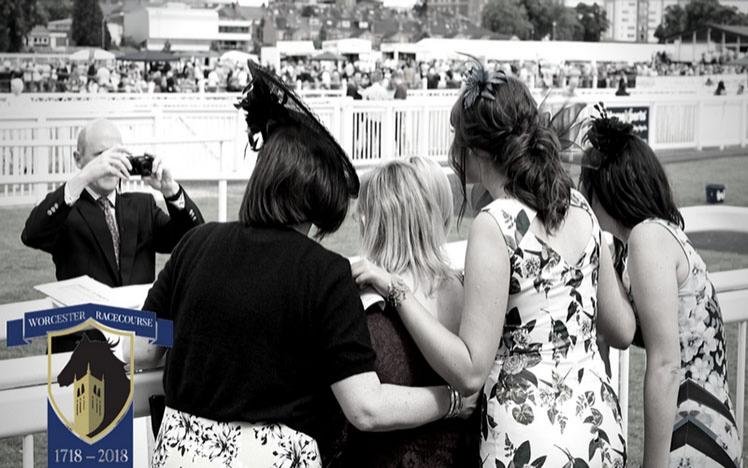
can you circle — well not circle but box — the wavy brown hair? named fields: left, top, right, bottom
left=449, top=76, right=573, bottom=231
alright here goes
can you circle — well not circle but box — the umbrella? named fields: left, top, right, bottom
left=220, top=50, right=258, bottom=64
left=69, top=48, right=115, bottom=62
left=117, top=50, right=180, bottom=62
left=311, top=51, right=345, bottom=62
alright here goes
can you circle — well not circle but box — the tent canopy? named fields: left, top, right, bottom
left=117, top=50, right=180, bottom=62
left=69, top=48, right=115, bottom=62
left=220, top=50, right=259, bottom=64
left=311, top=51, right=345, bottom=62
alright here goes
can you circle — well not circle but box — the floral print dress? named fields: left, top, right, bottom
left=480, top=190, right=626, bottom=468
left=618, top=218, right=742, bottom=468
left=152, top=406, right=322, bottom=468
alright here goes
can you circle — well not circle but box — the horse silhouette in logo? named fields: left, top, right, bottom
left=57, top=335, right=130, bottom=438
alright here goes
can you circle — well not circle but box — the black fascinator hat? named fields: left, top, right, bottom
left=581, top=102, right=637, bottom=169
left=235, top=60, right=358, bottom=197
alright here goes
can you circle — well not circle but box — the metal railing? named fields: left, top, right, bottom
left=1, top=202, right=746, bottom=467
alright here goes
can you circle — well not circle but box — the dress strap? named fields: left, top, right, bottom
left=570, top=189, right=594, bottom=217
left=639, top=218, right=695, bottom=269
left=570, top=188, right=602, bottom=247
left=481, top=198, right=538, bottom=253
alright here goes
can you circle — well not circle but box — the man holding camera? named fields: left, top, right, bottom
left=22, top=118, right=204, bottom=310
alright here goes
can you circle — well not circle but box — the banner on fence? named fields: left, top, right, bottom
left=606, top=105, right=650, bottom=142
left=6, top=303, right=173, bottom=468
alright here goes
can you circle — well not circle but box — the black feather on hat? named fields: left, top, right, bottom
left=234, top=60, right=359, bottom=197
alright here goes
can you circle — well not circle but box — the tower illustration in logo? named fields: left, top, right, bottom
left=50, top=322, right=134, bottom=444
left=73, top=362, right=105, bottom=436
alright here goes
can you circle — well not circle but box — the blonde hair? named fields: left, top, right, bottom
left=407, top=156, right=453, bottom=234
left=359, top=160, right=452, bottom=294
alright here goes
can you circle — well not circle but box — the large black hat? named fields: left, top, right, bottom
left=235, top=61, right=359, bottom=197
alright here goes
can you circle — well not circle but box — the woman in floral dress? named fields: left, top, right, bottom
left=579, top=109, right=742, bottom=467
left=353, top=61, right=636, bottom=467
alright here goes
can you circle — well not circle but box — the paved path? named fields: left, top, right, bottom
left=657, top=146, right=748, bottom=164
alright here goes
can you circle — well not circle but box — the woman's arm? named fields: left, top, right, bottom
left=628, top=223, right=682, bottom=468
left=596, top=237, right=636, bottom=348
left=131, top=238, right=182, bottom=370
left=353, top=212, right=508, bottom=395
left=331, top=372, right=451, bottom=431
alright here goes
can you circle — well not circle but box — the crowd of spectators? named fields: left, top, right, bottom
left=2, top=50, right=746, bottom=97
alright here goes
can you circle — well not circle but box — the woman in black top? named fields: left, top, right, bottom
left=136, top=62, right=471, bottom=468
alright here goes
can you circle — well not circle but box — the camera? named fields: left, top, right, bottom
left=128, top=153, right=154, bottom=177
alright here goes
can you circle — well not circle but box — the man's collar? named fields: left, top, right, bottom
left=85, top=187, right=116, bottom=206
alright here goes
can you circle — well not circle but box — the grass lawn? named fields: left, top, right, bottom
left=1, top=155, right=746, bottom=467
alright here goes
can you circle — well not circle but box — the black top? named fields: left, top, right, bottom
left=21, top=183, right=204, bottom=287
left=143, top=222, right=375, bottom=445
left=21, top=183, right=204, bottom=353
left=334, top=303, right=480, bottom=468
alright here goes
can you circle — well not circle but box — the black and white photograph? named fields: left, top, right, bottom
left=0, top=0, right=746, bottom=466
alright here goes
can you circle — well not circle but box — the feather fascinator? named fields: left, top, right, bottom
left=582, top=102, right=636, bottom=169
left=459, top=53, right=508, bottom=109
left=235, top=61, right=359, bottom=197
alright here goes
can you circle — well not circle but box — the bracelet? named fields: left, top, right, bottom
left=444, top=385, right=463, bottom=419
left=386, top=276, right=409, bottom=308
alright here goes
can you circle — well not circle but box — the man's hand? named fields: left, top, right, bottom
left=80, top=145, right=132, bottom=183
left=65, top=145, right=132, bottom=204
left=143, top=157, right=179, bottom=197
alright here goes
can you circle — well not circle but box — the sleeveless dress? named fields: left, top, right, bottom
left=480, top=190, right=626, bottom=468
left=335, top=302, right=480, bottom=468
left=618, top=218, right=742, bottom=467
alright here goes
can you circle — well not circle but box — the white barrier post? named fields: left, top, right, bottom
left=737, top=321, right=746, bottom=444
left=696, top=100, right=704, bottom=151
left=22, top=434, right=33, bottom=468
left=32, top=117, right=49, bottom=201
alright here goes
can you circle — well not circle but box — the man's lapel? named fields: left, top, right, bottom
left=76, top=190, right=120, bottom=283
left=116, top=194, right=139, bottom=286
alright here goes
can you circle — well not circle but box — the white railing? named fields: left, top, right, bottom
left=2, top=93, right=748, bottom=205
left=1, top=202, right=746, bottom=468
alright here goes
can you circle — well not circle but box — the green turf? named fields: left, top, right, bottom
left=1, top=155, right=746, bottom=467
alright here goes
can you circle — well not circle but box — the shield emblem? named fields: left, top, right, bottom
left=48, top=318, right=135, bottom=444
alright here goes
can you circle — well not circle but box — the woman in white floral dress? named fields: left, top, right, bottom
left=579, top=109, right=742, bottom=467
left=353, top=61, right=637, bottom=467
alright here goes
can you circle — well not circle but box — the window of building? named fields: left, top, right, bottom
left=219, top=25, right=250, bottom=34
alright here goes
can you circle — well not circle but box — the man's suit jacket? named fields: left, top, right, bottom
left=22, top=184, right=205, bottom=287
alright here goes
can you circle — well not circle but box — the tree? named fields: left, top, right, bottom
left=576, top=3, right=608, bottom=41
left=39, top=0, right=73, bottom=22
left=0, top=0, right=46, bottom=52
left=516, top=0, right=582, bottom=40
left=554, top=6, right=584, bottom=41
left=654, top=0, right=748, bottom=43
left=685, top=0, right=745, bottom=29
left=300, top=5, right=315, bottom=18
left=313, top=26, right=327, bottom=49
left=482, top=0, right=533, bottom=39
left=413, top=0, right=428, bottom=19
left=654, top=4, right=685, bottom=42
left=71, top=0, right=110, bottom=48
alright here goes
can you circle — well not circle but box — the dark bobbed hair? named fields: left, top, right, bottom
left=449, top=76, right=574, bottom=231
left=239, top=123, right=358, bottom=237
left=579, top=136, right=684, bottom=229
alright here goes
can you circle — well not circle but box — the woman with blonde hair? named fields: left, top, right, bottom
left=407, top=156, right=453, bottom=234
left=344, top=159, right=478, bottom=467
left=354, top=60, right=636, bottom=466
